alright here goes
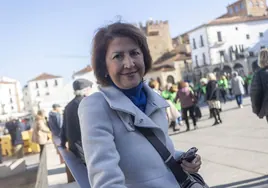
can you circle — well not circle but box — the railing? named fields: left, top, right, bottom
left=35, top=145, right=48, bottom=188
left=52, top=136, right=91, bottom=188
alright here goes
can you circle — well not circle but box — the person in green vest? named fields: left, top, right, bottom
left=218, top=75, right=228, bottom=103
left=197, top=78, right=207, bottom=107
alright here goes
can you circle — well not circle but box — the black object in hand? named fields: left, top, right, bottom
left=177, top=147, right=198, bottom=164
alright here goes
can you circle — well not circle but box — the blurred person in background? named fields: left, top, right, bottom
left=32, top=110, right=51, bottom=158
left=5, top=118, right=24, bottom=158
left=176, top=81, right=197, bottom=131
left=251, top=48, right=268, bottom=122
left=206, top=73, right=222, bottom=126
left=48, top=104, right=62, bottom=136
left=60, top=78, right=92, bottom=161
left=218, top=75, right=228, bottom=104
left=232, top=72, right=245, bottom=108
left=148, top=79, right=161, bottom=95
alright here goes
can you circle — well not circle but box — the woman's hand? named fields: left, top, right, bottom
left=181, top=154, right=202, bottom=173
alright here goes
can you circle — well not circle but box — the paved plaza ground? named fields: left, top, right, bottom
left=170, top=97, right=268, bottom=187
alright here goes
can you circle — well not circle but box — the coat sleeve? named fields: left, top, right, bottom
left=78, top=94, right=127, bottom=188
left=38, top=120, right=50, bottom=133
left=250, top=73, right=263, bottom=115
left=60, top=111, right=67, bottom=146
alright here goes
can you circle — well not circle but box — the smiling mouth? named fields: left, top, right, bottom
left=121, top=70, right=138, bottom=75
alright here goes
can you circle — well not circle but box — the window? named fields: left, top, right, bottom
left=219, top=51, right=225, bottom=62
left=235, top=27, right=238, bottom=30
left=54, top=80, right=58, bottom=86
left=148, top=31, right=159, bottom=36
left=195, top=55, right=199, bottom=67
left=246, top=34, right=250, bottom=39
left=228, top=7, right=233, bottom=14
left=36, top=83, right=39, bottom=89
left=10, top=98, right=13, bottom=103
left=240, top=2, right=244, bottom=9
left=202, top=53, right=207, bottom=65
left=192, top=39, right=197, bottom=49
left=46, top=92, right=50, bottom=96
left=200, top=35, right=204, bottom=47
left=37, top=91, right=40, bottom=97
left=11, top=106, right=14, bottom=110
left=249, top=51, right=255, bottom=56
left=25, top=92, right=27, bottom=96
left=9, top=89, right=11, bottom=95
left=260, top=32, right=264, bottom=37
left=45, top=81, right=48, bottom=87
left=217, top=31, right=222, bottom=42
left=234, top=5, right=239, bottom=12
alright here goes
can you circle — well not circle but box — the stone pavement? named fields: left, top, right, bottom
left=170, top=97, right=268, bottom=187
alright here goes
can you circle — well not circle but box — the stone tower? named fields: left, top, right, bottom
left=140, top=20, right=174, bottom=62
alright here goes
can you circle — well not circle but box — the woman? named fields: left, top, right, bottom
left=231, top=72, right=245, bottom=108
left=32, top=110, right=51, bottom=157
left=78, top=22, right=202, bottom=188
left=206, top=73, right=222, bottom=126
left=148, top=79, right=161, bottom=95
left=176, top=81, right=197, bottom=131
left=251, top=48, right=268, bottom=122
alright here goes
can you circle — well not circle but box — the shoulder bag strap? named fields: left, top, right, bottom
left=136, top=126, right=191, bottom=185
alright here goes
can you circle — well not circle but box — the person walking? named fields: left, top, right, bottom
left=5, top=118, right=24, bottom=159
left=60, top=78, right=92, bottom=161
left=218, top=75, right=228, bottom=103
left=32, top=110, right=51, bottom=158
left=78, top=22, right=202, bottom=188
left=176, top=81, right=197, bottom=131
left=206, top=73, right=222, bottom=126
left=251, top=48, right=268, bottom=122
left=232, top=72, right=245, bottom=108
left=48, top=104, right=62, bottom=136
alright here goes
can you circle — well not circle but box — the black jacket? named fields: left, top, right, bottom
left=250, top=67, right=268, bottom=118
left=206, top=80, right=220, bottom=101
left=5, top=120, right=23, bottom=146
left=61, top=96, right=84, bottom=156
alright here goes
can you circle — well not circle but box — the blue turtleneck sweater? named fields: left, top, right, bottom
left=113, top=82, right=147, bottom=112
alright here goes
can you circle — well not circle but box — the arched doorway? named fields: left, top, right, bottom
left=213, top=67, right=221, bottom=78
left=233, top=63, right=245, bottom=76
left=166, top=75, right=175, bottom=84
left=252, top=60, right=259, bottom=73
left=223, top=65, right=232, bottom=76
left=203, top=68, right=210, bottom=78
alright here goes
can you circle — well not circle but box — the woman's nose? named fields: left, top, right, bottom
left=123, top=55, right=135, bottom=68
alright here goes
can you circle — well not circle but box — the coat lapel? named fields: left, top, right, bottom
left=99, top=84, right=169, bottom=130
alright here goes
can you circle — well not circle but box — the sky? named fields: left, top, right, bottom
left=0, top=0, right=235, bottom=85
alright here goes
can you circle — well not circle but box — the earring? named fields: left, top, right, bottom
left=105, top=74, right=108, bottom=78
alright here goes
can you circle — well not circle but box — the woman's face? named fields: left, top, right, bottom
left=105, top=37, right=145, bottom=89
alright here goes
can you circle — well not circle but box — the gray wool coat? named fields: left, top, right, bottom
left=231, top=76, right=245, bottom=95
left=78, top=84, right=184, bottom=188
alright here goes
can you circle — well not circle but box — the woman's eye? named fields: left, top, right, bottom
left=113, top=54, right=123, bottom=60
left=131, top=51, right=140, bottom=56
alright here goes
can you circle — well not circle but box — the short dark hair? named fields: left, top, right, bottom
left=91, top=22, right=152, bottom=86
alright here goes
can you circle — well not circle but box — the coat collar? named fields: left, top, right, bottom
left=99, top=83, right=169, bottom=128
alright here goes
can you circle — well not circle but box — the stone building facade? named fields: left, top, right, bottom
left=139, top=20, right=174, bottom=62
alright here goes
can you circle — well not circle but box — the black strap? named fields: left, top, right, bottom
left=136, top=126, right=189, bottom=184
